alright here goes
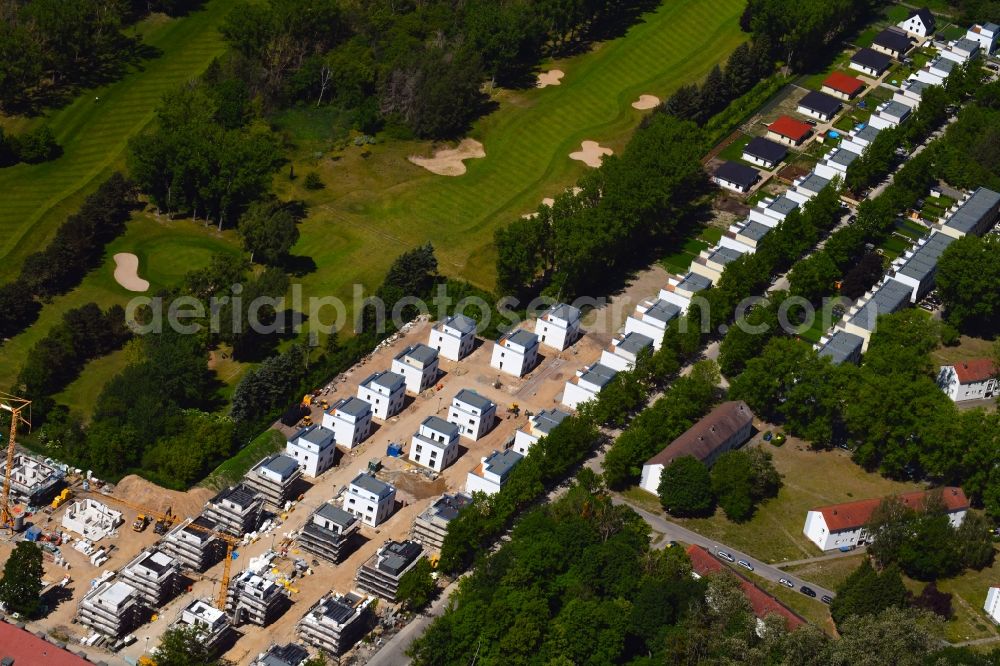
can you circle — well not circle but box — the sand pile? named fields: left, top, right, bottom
left=114, top=474, right=215, bottom=518
left=632, top=94, right=660, bottom=110
left=537, top=70, right=565, bottom=88
left=113, top=253, right=149, bottom=292
left=569, top=140, right=613, bottom=167
left=408, top=138, right=485, bottom=176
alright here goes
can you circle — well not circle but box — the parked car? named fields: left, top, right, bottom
left=737, top=560, right=754, bottom=571
left=800, top=586, right=817, bottom=597
left=821, top=595, right=833, bottom=604
left=717, top=550, right=735, bottom=562
left=779, top=578, right=794, bottom=589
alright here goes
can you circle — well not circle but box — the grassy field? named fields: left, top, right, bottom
left=274, top=0, right=748, bottom=303
left=201, top=429, right=286, bottom=490
left=651, top=433, right=923, bottom=564
left=0, top=0, right=235, bottom=283
left=0, top=214, right=241, bottom=397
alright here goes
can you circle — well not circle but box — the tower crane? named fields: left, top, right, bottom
left=0, top=393, right=31, bottom=532
left=81, top=491, right=240, bottom=611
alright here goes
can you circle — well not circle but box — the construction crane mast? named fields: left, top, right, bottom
left=0, top=393, right=31, bottom=532
left=83, top=491, right=240, bottom=611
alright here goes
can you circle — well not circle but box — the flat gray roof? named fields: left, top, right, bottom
left=331, top=396, right=371, bottom=418
left=532, top=408, right=571, bottom=434
left=855, top=125, right=881, bottom=143
left=258, top=454, right=299, bottom=480
left=618, top=331, right=654, bottom=355
left=896, top=231, right=954, bottom=284
left=903, top=79, right=930, bottom=94
left=580, top=363, right=618, bottom=388
left=768, top=195, right=800, bottom=216
left=444, top=314, right=477, bottom=334
left=829, top=148, right=859, bottom=168
left=545, top=303, right=581, bottom=321
left=423, top=493, right=473, bottom=522
left=315, top=503, right=356, bottom=527
left=454, top=389, right=495, bottom=411
left=708, top=246, right=744, bottom=266
left=482, top=449, right=524, bottom=479
left=930, top=56, right=956, bottom=73
left=677, top=272, right=712, bottom=293
left=880, top=100, right=911, bottom=119
left=421, top=415, right=459, bottom=437
left=818, top=331, right=865, bottom=365
left=848, top=279, right=913, bottom=331
left=644, top=299, right=681, bottom=324
left=954, top=37, right=980, bottom=52
left=364, top=370, right=406, bottom=392
left=297, top=425, right=336, bottom=448
left=350, top=473, right=394, bottom=498
left=396, top=343, right=438, bottom=365
left=505, top=329, right=539, bottom=348
left=943, top=187, right=1000, bottom=235
left=739, top=220, right=772, bottom=242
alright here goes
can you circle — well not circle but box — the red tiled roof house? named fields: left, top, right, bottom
left=822, top=72, right=866, bottom=100
left=686, top=545, right=805, bottom=632
left=767, top=115, right=813, bottom=147
left=803, top=487, right=969, bottom=551
left=937, top=358, right=997, bottom=402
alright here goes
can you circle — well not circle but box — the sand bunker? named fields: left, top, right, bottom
left=113, top=253, right=149, bottom=292
left=537, top=70, right=565, bottom=88
left=632, top=94, right=660, bottom=110
left=569, top=140, right=613, bottom=168
left=408, top=138, right=485, bottom=176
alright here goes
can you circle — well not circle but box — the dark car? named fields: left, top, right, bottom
left=800, top=586, right=817, bottom=597
left=821, top=595, right=833, bottom=604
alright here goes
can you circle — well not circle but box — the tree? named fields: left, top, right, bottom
left=912, top=582, right=953, bottom=619
left=828, top=606, right=942, bottom=666
left=936, top=234, right=1000, bottom=335
left=710, top=451, right=756, bottom=522
left=397, top=558, right=437, bottom=611
left=830, top=559, right=906, bottom=627
left=840, top=251, right=884, bottom=300
left=788, top=251, right=839, bottom=303
left=954, top=511, right=995, bottom=570
left=14, top=125, right=60, bottom=163
left=237, top=199, right=301, bottom=265
left=0, top=542, right=44, bottom=618
left=154, top=625, right=231, bottom=666
left=657, top=456, right=714, bottom=516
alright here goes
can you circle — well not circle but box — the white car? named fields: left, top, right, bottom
left=737, top=560, right=754, bottom=571
left=779, top=578, right=794, bottom=588
left=717, top=550, right=735, bottom=562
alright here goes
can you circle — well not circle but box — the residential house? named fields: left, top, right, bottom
left=719, top=218, right=772, bottom=255
left=252, top=644, right=310, bottom=666
left=868, top=100, right=912, bottom=130
left=659, top=271, right=712, bottom=311
left=0, top=453, right=64, bottom=506
left=160, top=516, right=224, bottom=572
left=427, top=314, right=477, bottom=361
left=803, top=487, right=968, bottom=551
left=77, top=579, right=140, bottom=637
left=938, top=187, right=1000, bottom=239
left=748, top=194, right=799, bottom=228
left=893, top=79, right=931, bottom=108
left=821, top=72, right=866, bottom=101
left=639, top=401, right=755, bottom=495
left=356, top=370, right=406, bottom=420
left=297, top=592, right=373, bottom=656
left=871, top=27, right=913, bottom=59
left=967, top=22, right=999, bottom=53
left=390, top=344, right=440, bottom=395
left=797, top=90, right=842, bottom=122
left=785, top=172, right=832, bottom=205
left=766, top=115, right=813, bottom=147
left=888, top=231, right=955, bottom=302
left=202, top=484, right=263, bottom=537
left=600, top=331, right=655, bottom=372
left=534, top=302, right=583, bottom=350
left=985, top=587, right=1000, bottom=624
left=814, top=148, right=858, bottom=181
left=466, top=449, right=524, bottom=495
left=119, top=548, right=181, bottom=608
left=687, top=545, right=805, bottom=633
left=897, top=8, right=936, bottom=37
left=741, top=137, right=788, bottom=169
left=343, top=473, right=396, bottom=528
left=447, top=389, right=496, bottom=440
left=409, top=415, right=461, bottom=472
left=689, top=245, right=744, bottom=282
left=713, top=161, right=760, bottom=193
left=321, top=397, right=372, bottom=450
left=850, top=48, right=893, bottom=77
left=623, top=298, right=681, bottom=348
left=839, top=124, right=881, bottom=156
left=0, top=621, right=94, bottom=666
left=562, top=362, right=618, bottom=409
left=490, top=328, right=540, bottom=377
left=172, top=599, right=233, bottom=656
left=816, top=330, right=866, bottom=366
left=226, top=570, right=289, bottom=627
left=512, top=408, right=571, bottom=456
left=937, top=359, right=997, bottom=402
left=839, top=278, right=913, bottom=351
left=411, top=492, right=473, bottom=552
left=356, top=540, right=424, bottom=601
left=913, top=55, right=956, bottom=85
left=940, top=37, right=980, bottom=63
left=285, top=425, right=337, bottom=478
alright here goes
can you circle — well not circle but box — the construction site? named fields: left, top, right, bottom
left=0, top=288, right=652, bottom=665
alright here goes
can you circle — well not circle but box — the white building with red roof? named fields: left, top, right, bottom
left=937, top=358, right=997, bottom=402
left=803, top=487, right=968, bottom=551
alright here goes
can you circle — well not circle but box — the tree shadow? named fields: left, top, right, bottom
left=282, top=254, right=317, bottom=277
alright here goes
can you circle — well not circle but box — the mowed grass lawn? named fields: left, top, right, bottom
left=639, top=431, right=923, bottom=564
left=0, top=0, right=235, bottom=283
left=275, top=0, right=748, bottom=304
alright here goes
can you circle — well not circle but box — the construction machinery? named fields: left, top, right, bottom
left=51, top=488, right=72, bottom=510
left=132, top=514, right=149, bottom=532
left=0, top=393, right=31, bottom=532
left=82, top=492, right=241, bottom=611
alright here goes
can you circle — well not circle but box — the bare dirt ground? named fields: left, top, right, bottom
left=112, top=253, right=149, bottom=292
left=569, top=140, right=613, bottom=168
left=407, top=139, right=485, bottom=176
left=536, top=69, right=564, bottom=88
left=631, top=94, right=660, bottom=110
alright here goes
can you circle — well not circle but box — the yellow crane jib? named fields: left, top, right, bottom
left=0, top=393, right=31, bottom=533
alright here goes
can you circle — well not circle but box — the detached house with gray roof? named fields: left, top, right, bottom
left=535, top=302, right=583, bottom=350
left=357, top=370, right=406, bottom=420
left=321, top=397, right=372, bottom=450
left=390, top=343, right=440, bottom=394
left=286, top=425, right=337, bottom=478
left=409, top=415, right=461, bottom=472
left=344, top=473, right=396, bottom=527
left=466, top=449, right=524, bottom=495
left=428, top=313, right=477, bottom=361
left=512, top=408, right=571, bottom=456
left=448, top=389, right=496, bottom=440
left=491, top=328, right=540, bottom=377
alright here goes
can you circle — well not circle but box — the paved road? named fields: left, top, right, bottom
left=613, top=496, right=837, bottom=601
left=365, top=577, right=462, bottom=666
